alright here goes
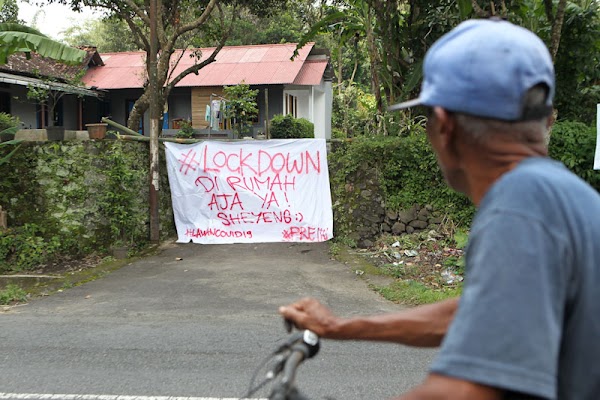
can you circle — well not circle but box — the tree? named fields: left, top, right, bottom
left=222, top=82, right=258, bottom=139
left=0, top=0, right=85, bottom=65
left=0, top=112, right=21, bottom=166
left=0, top=0, right=21, bottom=24
left=295, top=1, right=385, bottom=112
left=62, top=17, right=140, bottom=52
left=26, top=70, right=85, bottom=127
left=551, top=1, right=600, bottom=122
left=0, top=22, right=86, bottom=64
left=46, top=0, right=286, bottom=133
left=46, top=0, right=285, bottom=242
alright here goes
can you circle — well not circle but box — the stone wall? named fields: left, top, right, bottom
left=0, top=140, right=175, bottom=248
left=382, top=205, right=444, bottom=236
left=329, top=145, right=446, bottom=248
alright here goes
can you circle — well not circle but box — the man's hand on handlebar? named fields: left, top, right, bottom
left=279, top=297, right=340, bottom=338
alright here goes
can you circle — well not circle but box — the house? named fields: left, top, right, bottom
left=0, top=47, right=106, bottom=131
left=82, top=42, right=334, bottom=139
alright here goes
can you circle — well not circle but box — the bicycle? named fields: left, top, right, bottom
left=244, top=320, right=321, bottom=400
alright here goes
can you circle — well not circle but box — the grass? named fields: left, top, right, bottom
left=375, top=280, right=462, bottom=306
left=0, top=284, right=28, bottom=305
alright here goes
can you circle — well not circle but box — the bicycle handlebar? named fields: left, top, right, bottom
left=245, top=324, right=320, bottom=400
left=267, top=330, right=320, bottom=400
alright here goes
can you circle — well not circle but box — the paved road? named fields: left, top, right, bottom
left=0, top=242, right=436, bottom=400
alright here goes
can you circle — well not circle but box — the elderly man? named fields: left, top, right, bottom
left=279, top=19, right=600, bottom=400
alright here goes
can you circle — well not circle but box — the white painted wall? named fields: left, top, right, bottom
left=8, top=86, right=37, bottom=129
left=283, top=81, right=332, bottom=140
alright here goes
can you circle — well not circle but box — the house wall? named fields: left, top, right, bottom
left=191, top=87, right=221, bottom=129
left=190, top=85, right=285, bottom=136
left=62, top=95, right=79, bottom=130
left=107, top=88, right=146, bottom=133
left=312, top=80, right=332, bottom=140
left=167, top=88, right=192, bottom=128
left=1, top=82, right=105, bottom=130
left=103, top=83, right=330, bottom=138
left=283, top=83, right=332, bottom=140
left=8, top=85, right=37, bottom=129
left=82, top=96, right=107, bottom=126
left=248, top=86, right=285, bottom=136
left=283, top=86, right=312, bottom=121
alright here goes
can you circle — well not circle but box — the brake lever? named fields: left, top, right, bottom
left=284, top=318, right=294, bottom=333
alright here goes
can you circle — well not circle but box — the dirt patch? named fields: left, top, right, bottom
left=343, top=230, right=466, bottom=291
left=30, top=254, right=106, bottom=275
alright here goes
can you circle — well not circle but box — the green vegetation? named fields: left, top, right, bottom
left=223, top=82, right=259, bottom=138
left=329, top=132, right=475, bottom=239
left=548, top=121, right=600, bottom=192
left=0, top=224, right=61, bottom=272
left=0, top=112, right=21, bottom=166
left=98, top=141, right=147, bottom=246
left=175, top=119, right=194, bottom=139
left=375, top=281, right=461, bottom=306
left=0, top=284, right=27, bottom=305
left=270, top=114, right=314, bottom=139
left=0, top=141, right=173, bottom=274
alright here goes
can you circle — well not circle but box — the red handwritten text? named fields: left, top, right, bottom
left=217, top=210, right=305, bottom=226
left=178, top=149, right=201, bottom=175
left=202, top=146, right=320, bottom=176
left=195, top=175, right=296, bottom=194
left=186, top=228, right=253, bottom=239
left=282, top=226, right=329, bottom=241
left=207, top=193, right=244, bottom=210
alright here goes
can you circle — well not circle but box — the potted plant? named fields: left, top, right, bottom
left=86, top=123, right=108, bottom=139
left=175, top=119, right=194, bottom=139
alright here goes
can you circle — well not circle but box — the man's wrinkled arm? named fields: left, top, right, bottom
left=279, top=297, right=459, bottom=347
left=392, top=374, right=503, bottom=400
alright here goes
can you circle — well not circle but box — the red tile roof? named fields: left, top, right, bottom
left=0, top=47, right=101, bottom=83
left=82, top=43, right=329, bottom=89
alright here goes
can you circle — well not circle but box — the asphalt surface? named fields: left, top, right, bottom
left=0, top=241, right=437, bottom=399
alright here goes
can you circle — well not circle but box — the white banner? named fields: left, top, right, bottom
left=594, top=104, right=600, bottom=170
left=165, top=139, right=333, bottom=244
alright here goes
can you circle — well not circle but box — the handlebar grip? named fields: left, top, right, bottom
left=269, top=350, right=305, bottom=400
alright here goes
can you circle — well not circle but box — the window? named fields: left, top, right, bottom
left=0, top=92, right=10, bottom=114
left=285, top=93, right=297, bottom=117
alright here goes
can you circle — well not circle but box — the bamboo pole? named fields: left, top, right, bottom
left=115, top=134, right=352, bottom=144
left=101, top=117, right=143, bottom=136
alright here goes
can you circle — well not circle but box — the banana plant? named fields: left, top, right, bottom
left=0, top=0, right=85, bottom=65
left=0, top=126, right=22, bottom=166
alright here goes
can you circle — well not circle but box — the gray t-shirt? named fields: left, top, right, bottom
left=430, top=157, right=600, bottom=399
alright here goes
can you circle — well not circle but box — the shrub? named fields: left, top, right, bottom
left=0, top=112, right=19, bottom=132
left=0, top=284, right=28, bottom=305
left=270, top=114, right=314, bottom=139
left=0, top=224, right=61, bottom=273
left=175, top=119, right=194, bottom=139
left=548, top=120, right=600, bottom=192
left=328, top=130, right=475, bottom=230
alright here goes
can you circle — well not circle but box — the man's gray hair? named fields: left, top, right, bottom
left=454, top=85, right=552, bottom=145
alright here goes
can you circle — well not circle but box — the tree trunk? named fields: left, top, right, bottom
left=127, top=92, right=150, bottom=133
left=365, top=11, right=383, bottom=115
left=337, top=41, right=343, bottom=95
left=549, top=0, right=567, bottom=61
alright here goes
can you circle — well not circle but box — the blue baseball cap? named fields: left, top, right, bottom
left=389, top=19, right=555, bottom=121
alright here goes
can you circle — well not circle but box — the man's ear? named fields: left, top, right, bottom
left=546, top=110, right=556, bottom=129
left=432, top=107, right=456, bottom=148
